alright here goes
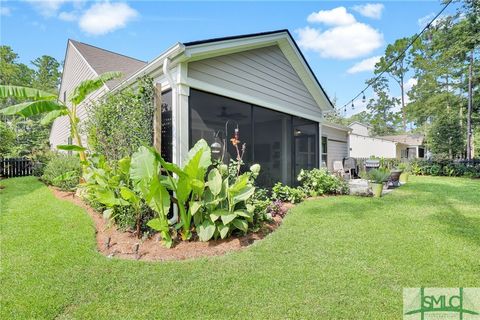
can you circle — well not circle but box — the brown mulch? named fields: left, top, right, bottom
left=50, top=187, right=288, bottom=262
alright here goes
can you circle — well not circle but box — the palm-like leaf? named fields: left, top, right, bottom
left=0, top=85, right=57, bottom=100
left=40, top=109, right=69, bottom=125
left=69, top=71, right=122, bottom=105
left=0, top=100, right=66, bottom=117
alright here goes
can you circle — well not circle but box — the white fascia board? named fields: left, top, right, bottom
left=278, top=37, right=333, bottom=113
left=321, top=121, right=352, bottom=132
left=183, top=33, right=285, bottom=62
left=187, top=77, right=322, bottom=123
left=109, top=43, right=185, bottom=94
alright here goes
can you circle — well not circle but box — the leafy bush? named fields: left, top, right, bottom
left=271, top=183, right=306, bottom=204
left=41, top=153, right=81, bottom=190
left=297, top=168, right=349, bottom=196
left=248, top=188, right=272, bottom=229
left=409, top=159, right=480, bottom=178
left=86, top=76, right=155, bottom=161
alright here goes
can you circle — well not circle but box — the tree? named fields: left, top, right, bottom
left=0, top=122, right=15, bottom=156
left=375, top=37, right=411, bottom=131
left=0, top=46, right=34, bottom=86
left=427, top=111, right=465, bottom=158
left=31, top=55, right=61, bottom=92
left=0, top=72, right=121, bottom=170
left=365, top=77, right=401, bottom=136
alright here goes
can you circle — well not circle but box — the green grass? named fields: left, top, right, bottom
left=1, top=176, right=479, bottom=319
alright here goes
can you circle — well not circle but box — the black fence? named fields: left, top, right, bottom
left=0, top=158, right=34, bottom=178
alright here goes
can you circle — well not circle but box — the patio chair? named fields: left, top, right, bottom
left=333, top=161, right=350, bottom=180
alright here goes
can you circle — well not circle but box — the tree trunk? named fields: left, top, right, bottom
left=467, top=49, right=473, bottom=160
left=400, top=75, right=406, bottom=132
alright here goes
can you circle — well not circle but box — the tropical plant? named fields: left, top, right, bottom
left=0, top=72, right=122, bottom=168
left=366, top=169, right=391, bottom=184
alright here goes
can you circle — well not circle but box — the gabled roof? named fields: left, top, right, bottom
left=69, top=40, right=147, bottom=89
left=378, top=134, right=424, bottom=146
left=182, top=30, right=334, bottom=111
left=349, top=121, right=372, bottom=128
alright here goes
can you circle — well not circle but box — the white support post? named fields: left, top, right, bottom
left=175, top=62, right=190, bottom=167
left=318, top=122, right=323, bottom=168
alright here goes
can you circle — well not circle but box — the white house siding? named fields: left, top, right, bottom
left=349, top=134, right=397, bottom=158
left=49, top=42, right=98, bottom=148
left=349, top=123, right=370, bottom=136
left=187, top=45, right=321, bottom=121
left=322, top=125, right=349, bottom=171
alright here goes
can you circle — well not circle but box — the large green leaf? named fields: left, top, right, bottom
left=0, top=85, right=56, bottom=100
left=147, top=218, right=169, bottom=233
left=232, top=218, right=248, bottom=233
left=40, top=109, right=69, bottom=125
left=130, top=146, right=158, bottom=187
left=70, top=72, right=122, bottom=105
left=232, top=185, right=255, bottom=205
left=175, top=176, right=192, bottom=203
left=221, top=212, right=237, bottom=225
left=146, top=176, right=171, bottom=217
left=117, top=157, right=131, bottom=175
left=183, top=139, right=211, bottom=179
left=0, top=100, right=66, bottom=117
left=210, top=209, right=229, bottom=222
left=206, top=168, right=222, bottom=196
left=217, top=223, right=230, bottom=239
left=197, top=220, right=216, bottom=241
left=57, top=145, right=86, bottom=152
left=189, top=201, right=202, bottom=216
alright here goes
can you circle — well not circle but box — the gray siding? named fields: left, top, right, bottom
left=49, top=42, right=98, bottom=148
left=322, top=125, right=349, bottom=171
left=188, top=45, right=321, bottom=120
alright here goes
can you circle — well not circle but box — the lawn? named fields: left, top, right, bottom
left=1, top=176, right=479, bottom=319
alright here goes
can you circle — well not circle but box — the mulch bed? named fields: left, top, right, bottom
left=50, top=187, right=290, bottom=262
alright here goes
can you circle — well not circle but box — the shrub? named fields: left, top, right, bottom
left=297, top=168, right=349, bottom=196
left=267, top=200, right=288, bottom=218
left=272, top=183, right=306, bottom=204
left=41, top=153, right=81, bottom=190
left=248, top=188, right=272, bottom=229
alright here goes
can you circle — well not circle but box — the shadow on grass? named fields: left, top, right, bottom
left=0, top=176, right=45, bottom=209
left=432, top=203, right=480, bottom=247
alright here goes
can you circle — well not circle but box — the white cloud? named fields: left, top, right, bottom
left=418, top=13, right=435, bottom=27
left=0, top=6, right=11, bottom=16
left=405, top=78, right=417, bottom=93
left=79, top=2, right=138, bottom=36
left=347, top=55, right=382, bottom=74
left=58, top=11, right=77, bottom=21
left=307, top=7, right=356, bottom=26
left=297, top=23, right=383, bottom=59
left=27, top=0, right=68, bottom=17
left=352, top=3, right=384, bottom=19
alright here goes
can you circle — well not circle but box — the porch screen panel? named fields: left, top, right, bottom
left=189, top=90, right=252, bottom=164
left=161, top=90, right=173, bottom=162
left=253, top=107, right=292, bottom=186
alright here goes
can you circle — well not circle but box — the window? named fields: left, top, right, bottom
left=321, top=136, right=328, bottom=167
left=189, top=89, right=318, bottom=186
left=67, top=137, right=72, bottom=156
left=418, top=147, right=425, bottom=158
left=63, top=91, right=66, bottom=103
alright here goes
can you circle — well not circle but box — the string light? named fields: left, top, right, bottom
left=339, top=0, right=453, bottom=111
left=351, top=102, right=355, bottom=110
left=362, top=92, right=366, bottom=103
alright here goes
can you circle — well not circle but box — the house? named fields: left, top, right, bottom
left=50, top=30, right=350, bottom=186
left=348, top=122, right=426, bottom=160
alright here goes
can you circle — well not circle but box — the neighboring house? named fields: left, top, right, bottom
left=50, top=30, right=350, bottom=186
left=348, top=122, right=425, bottom=160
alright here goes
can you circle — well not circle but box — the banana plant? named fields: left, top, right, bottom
left=0, top=72, right=122, bottom=167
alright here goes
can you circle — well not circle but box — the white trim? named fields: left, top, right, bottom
left=186, top=77, right=322, bottom=123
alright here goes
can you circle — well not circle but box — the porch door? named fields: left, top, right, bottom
left=293, top=119, right=318, bottom=180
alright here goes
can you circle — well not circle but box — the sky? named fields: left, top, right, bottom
left=0, top=0, right=460, bottom=116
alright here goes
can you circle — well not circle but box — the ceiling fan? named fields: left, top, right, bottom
left=216, top=106, right=247, bottom=120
